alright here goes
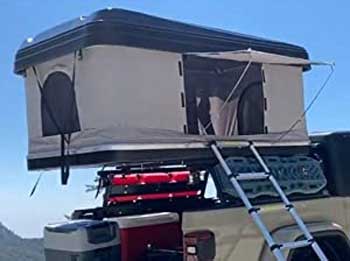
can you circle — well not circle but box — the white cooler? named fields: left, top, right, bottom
left=44, top=220, right=120, bottom=261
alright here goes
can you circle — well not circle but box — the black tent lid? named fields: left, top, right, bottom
left=14, top=8, right=309, bottom=74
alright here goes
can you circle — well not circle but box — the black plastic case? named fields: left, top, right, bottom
left=311, top=132, right=350, bottom=196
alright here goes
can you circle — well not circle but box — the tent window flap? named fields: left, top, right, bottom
left=237, top=82, right=265, bottom=135
left=41, top=71, right=81, bottom=136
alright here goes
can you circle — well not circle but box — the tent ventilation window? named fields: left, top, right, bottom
left=41, top=71, right=81, bottom=137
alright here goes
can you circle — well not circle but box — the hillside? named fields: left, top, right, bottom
left=0, top=223, right=44, bottom=261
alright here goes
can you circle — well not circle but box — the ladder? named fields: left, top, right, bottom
left=210, top=141, right=328, bottom=261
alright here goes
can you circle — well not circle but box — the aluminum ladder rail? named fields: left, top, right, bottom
left=210, top=141, right=328, bottom=261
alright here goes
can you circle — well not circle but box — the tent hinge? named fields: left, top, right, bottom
left=264, top=126, right=268, bottom=134
left=183, top=124, right=188, bottom=134
left=180, top=92, right=185, bottom=108
left=262, top=68, right=266, bottom=83
left=178, top=61, right=183, bottom=76
left=77, top=49, right=83, bottom=60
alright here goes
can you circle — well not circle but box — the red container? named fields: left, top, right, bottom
left=170, top=171, right=190, bottom=183
left=111, top=171, right=191, bottom=186
left=140, top=173, right=172, bottom=184
left=112, top=174, right=139, bottom=185
left=110, top=212, right=182, bottom=261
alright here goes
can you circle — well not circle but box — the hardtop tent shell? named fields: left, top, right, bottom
left=14, top=8, right=312, bottom=171
left=14, top=8, right=309, bottom=74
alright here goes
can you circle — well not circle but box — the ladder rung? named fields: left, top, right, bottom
left=235, top=172, right=269, bottom=181
left=280, top=240, right=312, bottom=250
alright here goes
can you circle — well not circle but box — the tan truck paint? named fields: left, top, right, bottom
left=182, top=197, right=350, bottom=261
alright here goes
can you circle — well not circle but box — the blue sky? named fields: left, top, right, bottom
left=0, top=0, right=349, bottom=238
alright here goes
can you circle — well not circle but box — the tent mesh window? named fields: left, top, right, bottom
left=184, top=55, right=264, bottom=136
left=41, top=71, right=81, bottom=136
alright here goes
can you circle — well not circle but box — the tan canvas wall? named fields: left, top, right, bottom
left=24, top=46, right=187, bottom=157
left=25, top=54, right=76, bottom=140
left=263, top=64, right=306, bottom=134
left=75, top=46, right=186, bottom=132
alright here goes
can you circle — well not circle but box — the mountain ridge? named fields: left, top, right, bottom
left=0, top=222, right=44, bottom=261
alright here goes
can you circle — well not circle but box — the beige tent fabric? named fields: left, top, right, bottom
left=263, top=64, right=307, bottom=134
left=25, top=45, right=187, bottom=140
left=24, top=46, right=312, bottom=168
left=27, top=125, right=310, bottom=161
left=208, top=96, right=237, bottom=136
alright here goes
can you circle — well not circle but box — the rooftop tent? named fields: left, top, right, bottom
left=14, top=8, right=312, bottom=172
